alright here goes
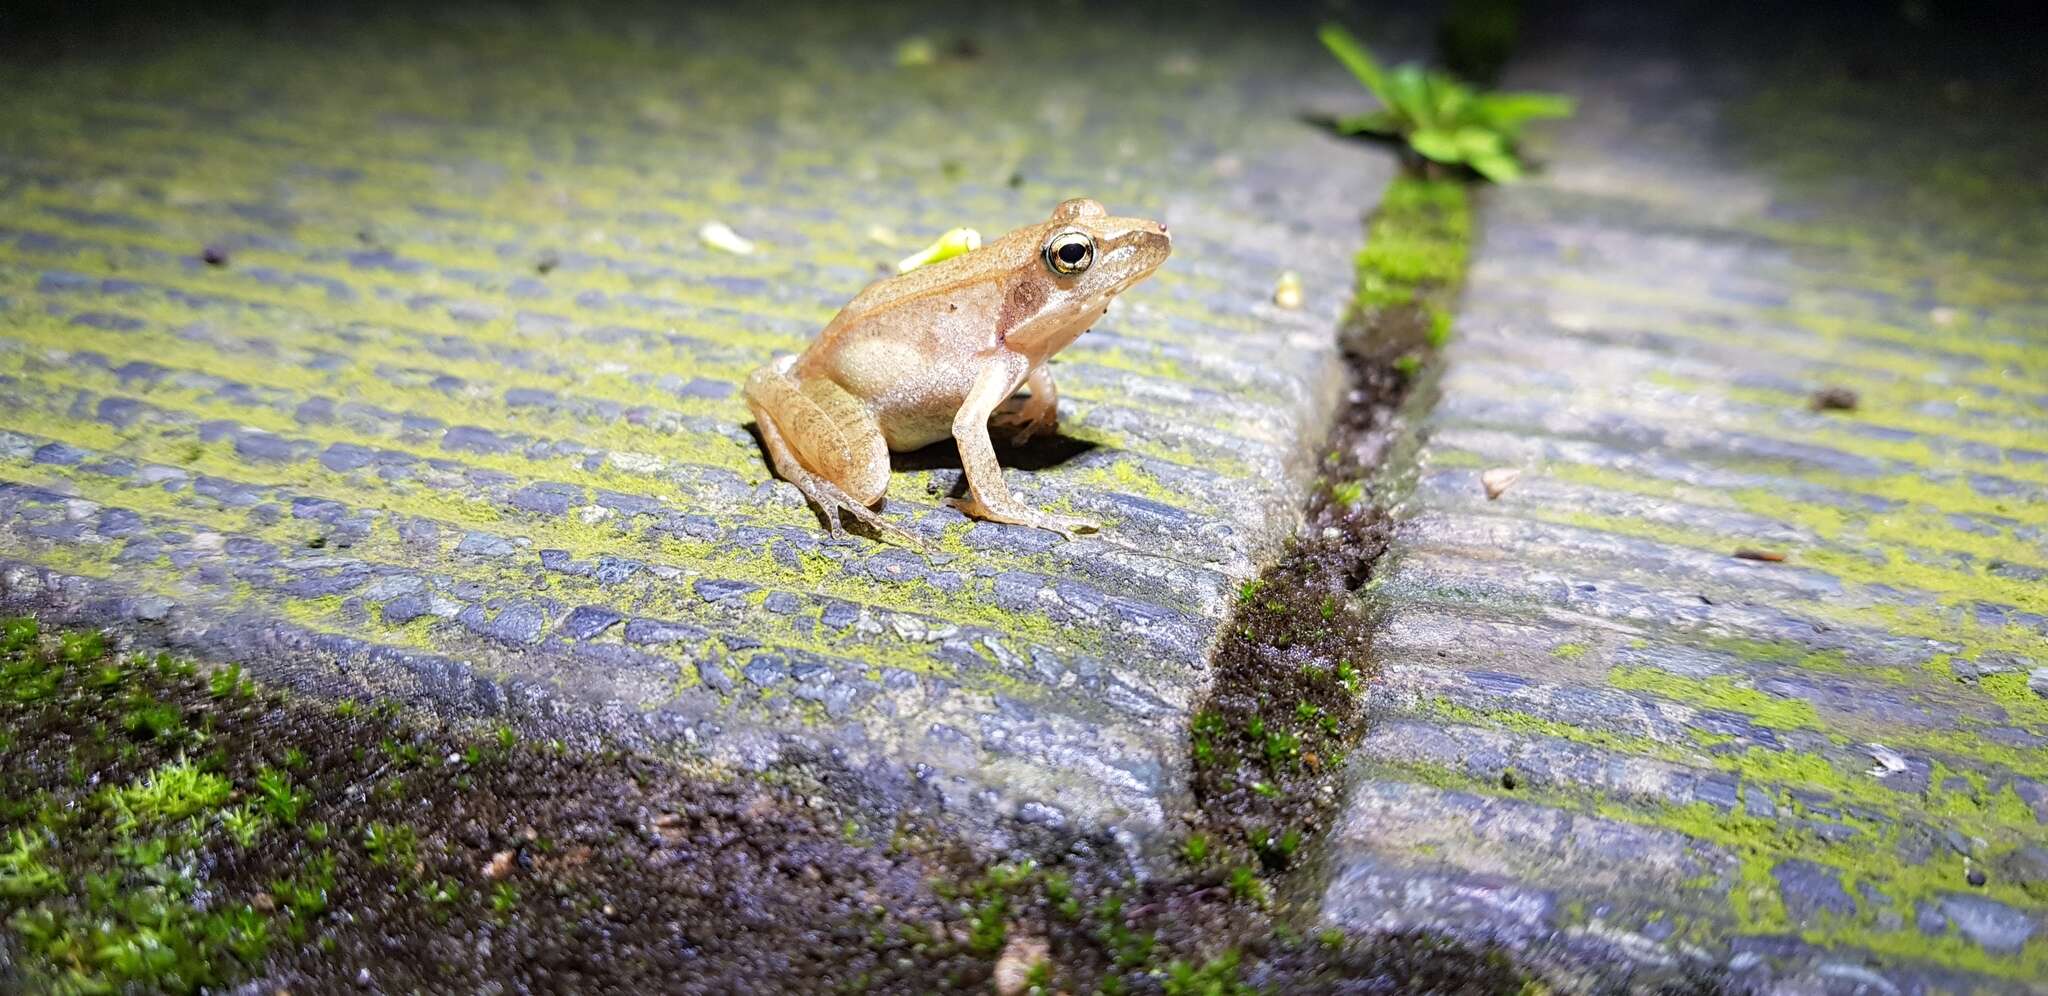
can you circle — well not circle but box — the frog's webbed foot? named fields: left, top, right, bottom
left=746, top=366, right=924, bottom=551
left=991, top=366, right=1060, bottom=446
left=946, top=495, right=1099, bottom=541
left=784, top=471, right=924, bottom=549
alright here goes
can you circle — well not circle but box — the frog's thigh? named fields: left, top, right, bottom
left=775, top=375, right=891, bottom=505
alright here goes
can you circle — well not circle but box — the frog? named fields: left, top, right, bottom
left=744, top=198, right=1171, bottom=545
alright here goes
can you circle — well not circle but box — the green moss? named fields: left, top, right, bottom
left=1074, top=460, right=1198, bottom=510
left=104, top=759, right=233, bottom=826
left=1978, top=671, right=2048, bottom=728
left=1352, top=177, right=1472, bottom=342
left=1608, top=666, right=1821, bottom=730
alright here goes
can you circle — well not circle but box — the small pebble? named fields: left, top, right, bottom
left=993, top=935, right=1049, bottom=996
left=1809, top=386, right=1859, bottom=411
left=1273, top=271, right=1303, bottom=309
left=698, top=221, right=756, bottom=255
left=201, top=245, right=229, bottom=267
left=1480, top=467, right=1520, bottom=500
left=1732, top=548, right=1787, bottom=563
left=355, top=968, right=372, bottom=988
left=484, top=849, right=516, bottom=880
left=1967, top=867, right=1987, bottom=887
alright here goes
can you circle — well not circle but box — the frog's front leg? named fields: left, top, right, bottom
left=744, top=358, right=920, bottom=546
left=990, top=363, right=1060, bottom=446
left=950, top=357, right=1100, bottom=539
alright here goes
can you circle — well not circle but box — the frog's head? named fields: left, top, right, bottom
left=1003, top=198, right=1171, bottom=358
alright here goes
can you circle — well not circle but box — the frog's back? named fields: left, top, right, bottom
left=830, top=228, right=1037, bottom=329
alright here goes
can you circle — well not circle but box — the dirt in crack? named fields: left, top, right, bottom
left=1183, top=176, right=1467, bottom=888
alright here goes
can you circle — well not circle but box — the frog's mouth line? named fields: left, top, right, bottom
left=1097, top=243, right=1169, bottom=294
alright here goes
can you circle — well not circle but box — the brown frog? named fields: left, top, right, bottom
left=744, top=198, right=1171, bottom=544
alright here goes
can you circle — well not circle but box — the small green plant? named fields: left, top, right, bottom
left=221, top=804, right=267, bottom=848
left=1, top=829, right=62, bottom=898
left=968, top=894, right=1008, bottom=955
left=1250, top=827, right=1304, bottom=870
left=986, top=860, right=1036, bottom=890
left=1, top=616, right=39, bottom=651
left=1226, top=866, right=1267, bottom=906
left=362, top=821, right=417, bottom=868
left=105, top=759, right=231, bottom=826
left=58, top=630, right=106, bottom=665
left=1318, top=23, right=1571, bottom=182
left=1335, top=660, right=1362, bottom=694
left=253, top=768, right=308, bottom=824
left=208, top=663, right=243, bottom=699
left=1164, top=948, right=1251, bottom=996
left=1263, top=730, right=1301, bottom=769
left=120, top=695, right=184, bottom=740
left=420, top=877, right=461, bottom=905
left=273, top=850, right=337, bottom=926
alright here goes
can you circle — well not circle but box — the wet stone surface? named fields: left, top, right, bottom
left=1318, top=5, right=2048, bottom=990
left=0, top=6, right=1394, bottom=847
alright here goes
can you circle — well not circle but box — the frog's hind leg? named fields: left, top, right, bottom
left=744, top=361, right=917, bottom=546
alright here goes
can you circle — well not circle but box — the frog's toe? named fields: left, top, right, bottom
left=838, top=499, right=922, bottom=549
left=990, top=410, right=1056, bottom=447
left=1010, top=421, right=1051, bottom=446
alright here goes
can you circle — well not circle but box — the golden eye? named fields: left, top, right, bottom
left=1043, top=230, right=1094, bottom=275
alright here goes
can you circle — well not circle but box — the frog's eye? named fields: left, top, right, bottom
left=1043, top=230, right=1094, bottom=275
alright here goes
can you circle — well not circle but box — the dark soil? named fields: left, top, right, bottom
left=0, top=616, right=1547, bottom=994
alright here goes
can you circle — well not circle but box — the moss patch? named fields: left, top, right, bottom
left=1183, top=177, right=1474, bottom=890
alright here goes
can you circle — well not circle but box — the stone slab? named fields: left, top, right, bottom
left=0, top=4, right=1401, bottom=848
left=1317, top=4, right=2048, bottom=989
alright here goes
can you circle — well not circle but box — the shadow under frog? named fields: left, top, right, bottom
left=743, top=198, right=1170, bottom=547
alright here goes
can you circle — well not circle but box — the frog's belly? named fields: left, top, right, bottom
left=877, top=408, right=955, bottom=452
left=831, top=338, right=973, bottom=452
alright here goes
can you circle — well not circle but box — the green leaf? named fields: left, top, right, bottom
left=1431, top=77, right=1474, bottom=125
left=1474, top=91, right=1576, bottom=135
left=1409, top=128, right=1466, bottom=164
left=1317, top=24, right=1389, bottom=103
left=1467, top=151, right=1525, bottom=183
left=1454, top=126, right=1506, bottom=158
left=1387, top=65, right=1435, bottom=125
left=1336, top=110, right=1402, bottom=135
